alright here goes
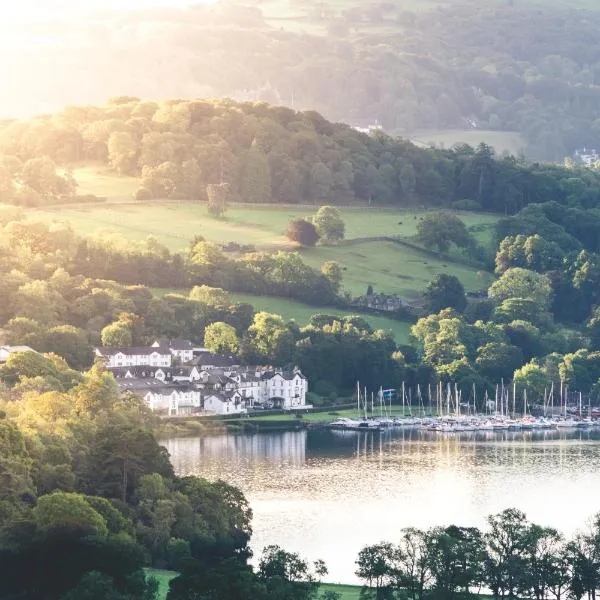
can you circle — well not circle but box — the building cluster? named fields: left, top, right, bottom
left=573, top=148, right=600, bottom=167
left=94, top=339, right=309, bottom=417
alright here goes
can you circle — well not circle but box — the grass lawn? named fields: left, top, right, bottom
left=31, top=202, right=497, bottom=251
left=230, top=293, right=412, bottom=343
left=299, top=241, right=493, bottom=298
left=319, top=583, right=362, bottom=600
left=145, top=568, right=177, bottom=600
left=407, top=129, right=525, bottom=157
left=32, top=199, right=496, bottom=299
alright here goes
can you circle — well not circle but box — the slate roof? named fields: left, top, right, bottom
left=108, top=366, right=173, bottom=378
left=96, top=346, right=170, bottom=357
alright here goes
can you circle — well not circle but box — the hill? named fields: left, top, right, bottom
left=3, top=98, right=600, bottom=215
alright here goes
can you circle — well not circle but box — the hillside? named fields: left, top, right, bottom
left=2, top=0, right=600, bottom=159
left=3, top=99, right=600, bottom=214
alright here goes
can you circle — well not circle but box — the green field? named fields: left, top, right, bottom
left=145, top=568, right=363, bottom=600
left=230, top=293, right=412, bottom=343
left=33, top=198, right=496, bottom=299
left=145, top=569, right=177, bottom=600
left=32, top=165, right=497, bottom=304
left=301, top=240, right=492, bottom=298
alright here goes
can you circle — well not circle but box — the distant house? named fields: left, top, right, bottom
left=152, top=339, right=195, bottom=364
left=192, top=350, right=239, bottom=370
left=143, top=385, right=202, bottom=416
left=574, top=148, right=600, bottom=167
left=204, top=391, right=245, bottom=415
left=261, top=369, right=308, bottom=409
left=108, top=366, right=173, bottom=381
left=95, top=345, right=172, bottom=368
left=0, top=345, right=38, bottom=364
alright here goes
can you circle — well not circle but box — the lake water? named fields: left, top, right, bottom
left=164, top=428, right=600, bottom=584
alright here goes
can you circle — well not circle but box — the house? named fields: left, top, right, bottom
left=95, top=345, right=172, bottom=368
left=574, top=148, right=600, bottom=167
left=143, top=385, right=202, bottom=416
left=108, top=366, right=173, bottom=382
left=261, top=369, right=308, bottom=409
left=172, top=365, right=201, bottom=383
left=203, top=390, right=246, bottom=415
left=192, top=351, right=239, bottom=370
left=0, top=345, right=38, bottom=364
left=152, top=339, right=194, bottom=364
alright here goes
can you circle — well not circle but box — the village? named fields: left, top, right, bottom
left=94, top=339, right=309, bottom=417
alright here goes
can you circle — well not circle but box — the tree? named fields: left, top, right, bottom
left=321, top=261, right=343, bottom=293
left=259, top=545, right=326, bottom=600
left=488, top=268, right=552, bottom=310
left=204, top=322, right=240, bottom=354
left=313, top=206, right=345, bottom=243
left=33, top=492, right=108, bottom=536
left=484, top=509, right=531, bottom=600
left=240, top=141, right=271, bottom=203
left=416, top=213, right=471, bottom=253
left=286, top=219, right=320, bottom=247
left=242, top=312, right=294, bottom=365
left=207, top=182, right=230, bottom=217
left=189, top=285, right=231, bottom=306
left=309, top=163, right=333, bottom=203
left=101, top=322, right=133, bottom=347
left=423, top=274, right=467, bottom=313
left=355, top=542, right=398, bottom=599
left=107, top=131, right=138, bottom=175
left=475, top=342, right=524, bottom=382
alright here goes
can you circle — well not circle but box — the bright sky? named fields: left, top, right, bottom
left=2, top=0, right=216, bottom=22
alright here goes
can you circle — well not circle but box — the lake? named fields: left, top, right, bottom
left=164, top=428, right=600, bottom=584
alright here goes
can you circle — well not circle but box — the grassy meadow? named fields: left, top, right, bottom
left=31, top=165, right=497, bottom=318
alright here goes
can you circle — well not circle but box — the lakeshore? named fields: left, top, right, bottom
left=164, top=427, right=600, bottom=584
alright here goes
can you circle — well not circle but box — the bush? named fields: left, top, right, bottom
left=452, top=198, right=482, bottom=211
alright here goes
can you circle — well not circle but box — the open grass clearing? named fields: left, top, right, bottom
left=31, top=201, right=497, bottom=252
left=299, top=241, right=493, bottom=298
left=230, top=292, right=412, bottom=343
left=145, top=568, right=177, bottom=600
left=407, top=129, right=525, bottom=157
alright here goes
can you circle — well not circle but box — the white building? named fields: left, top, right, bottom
left=152, top=339, right=195, bottom=364
left=95, top=346, right=172, bottom=368
left=261, top=370, right=308, bottom=409
left=204, top=391, right=246, bottom=415
left=0, top=345, right=38, bottom=363
left=143, top=386, right=202, bottom=416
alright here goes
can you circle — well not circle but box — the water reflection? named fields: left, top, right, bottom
left=164, top=428, right=600, bottom=584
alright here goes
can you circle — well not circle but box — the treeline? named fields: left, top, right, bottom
left=356, top=508, right=600, bottom=600
left=5, top=2, right=600, bottom=161
left=2, top=98, right=600, bottom=211
left=0, top=361, right=329, bottom=600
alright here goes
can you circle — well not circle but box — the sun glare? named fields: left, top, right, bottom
left=2, top=0, right=218, bottom=23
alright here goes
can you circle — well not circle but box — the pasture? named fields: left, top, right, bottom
left=33, top=200, right=496, bottom=300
